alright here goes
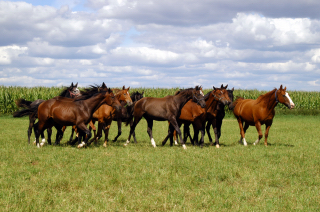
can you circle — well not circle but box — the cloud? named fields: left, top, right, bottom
left=1, top=1, right=320, bottom=91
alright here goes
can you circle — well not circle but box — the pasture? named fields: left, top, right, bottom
left=1, top=114, right=319, bottom=211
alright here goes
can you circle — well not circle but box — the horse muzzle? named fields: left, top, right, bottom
left=127, top=101, right=133, bottom=106
left=115, top=105, right=122, bottom=112
left=289, top=104, right=295, bottom=110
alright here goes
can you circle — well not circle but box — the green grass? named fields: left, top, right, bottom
left=1, top=114, right=320, bottom=211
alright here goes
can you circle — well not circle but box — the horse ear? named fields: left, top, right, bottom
left=232, top=87, right=234, bottom=91
left=280, top=85, right=283, bottom=90
left=220, top=84, right=223, bottom=88
left=123, top=85, right=125, bottom=90
left=127, top=86, right=130, bottom=91
left=102, top=82, right=106, bottom=88
left=213, top=86, right=216, bottom=90
left=284, top=86, right=287, bottom=91
left=71, top=82, right=74, bottom=87
left=75, top=82, right=78, bottom=87
left=225, top=84, right=228, bottom=89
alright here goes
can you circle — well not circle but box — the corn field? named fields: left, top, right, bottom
left=1, top=86, right=319, bottom=115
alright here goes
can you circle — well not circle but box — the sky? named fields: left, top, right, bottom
left=1, top=0, right=320, bottom=91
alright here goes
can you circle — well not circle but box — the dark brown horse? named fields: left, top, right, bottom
left=112, top=91, right=144, bottom=143
left=162, top=85, right=231, bottom=148
left=13, top=82, right=81, bottom=144
left=34, top=85, right=121, bottom=148
left=232, top=85, right=295, bottom=146
left=125, top=86, right=206, bottom=149
left=205, top=86, right=234, bottom=147
left=88, top=86, right=133, bottom=147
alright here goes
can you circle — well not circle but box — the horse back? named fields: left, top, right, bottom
left=179, top=100, right=205, bottom=122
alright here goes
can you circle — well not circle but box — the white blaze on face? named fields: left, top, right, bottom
left=285, top=92, right=295, bottom=108
left=200, top=90, right=204, bottom=96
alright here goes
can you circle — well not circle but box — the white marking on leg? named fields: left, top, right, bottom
left=37, top=143, right=40, bottom=148
left=216, top=144, right=220, bottom=148
left=103, top=142, right=107, bottom=147
left=41, top=138, right=46, bottom=143
left=253, top=139, right=260, bottom=145
left=243, top=138, right=248, bottom=146
left=174, top=140, right=178, bottom=145
left=33, top=139, right=36, bottom=145
left=182, top=144, right=187, bottom=149
left=151, top=138, right=157, bottom=147
left=77, top=142, right=85, bottom=148
left=124, top=140, right=130, bottom=146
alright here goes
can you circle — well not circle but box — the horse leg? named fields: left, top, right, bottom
left=237, top=118, right=248, bottom=146
left=112, top=119, right=122, bottom=142
left=146, top=118, right=156, bottom=147
left=264, top=123, right=272, bottom=146
left=169, top=118, right=186, bottom=149
left=54, top=125, right=63, bottom=145
left=253, top=122, right=263, bottom=146
left=161, top=122, right=171, bottom=146
left=77, top=123, right=92, bottom=148
left=47, top=128, right=52, bottom=145
left=103, top=120, right=112, bottom=147
left=28, top=115, right=35, bottom=144
left=131, top=120, right=138, bottom=143
left=125, top=115, right=142, bottom=146
left=88, top=120, right=97, bottom=144
left=206, top=121, right=213, bottom=145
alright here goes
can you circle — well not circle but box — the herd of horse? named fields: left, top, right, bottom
left=13, top=83, right=295, bottom=149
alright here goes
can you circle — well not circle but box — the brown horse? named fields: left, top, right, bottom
left=162, top=85, right=231, bottom=148
left=34, top=85, right=121, bottom=148
left=88, top=86, right=133, bottom=147
left=232, top=85, right=295, bottom=146
left=125, top=86, right=206, bottom=149
left=13, top=82, right=81, bottom=144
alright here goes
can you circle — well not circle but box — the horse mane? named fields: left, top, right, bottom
left=255, top=88, right=277, bottom=105
left=175, top=86, right=201, bottom=96
left=59, top=86, right=71, bottom=97
left=74, top=85, right=108, bottom=102
left=204, top=90, right=212, bottom=101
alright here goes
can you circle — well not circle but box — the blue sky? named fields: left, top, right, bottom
left=1, top=0, right=320, bottom=90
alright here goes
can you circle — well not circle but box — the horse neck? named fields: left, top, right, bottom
left=82, top=93, right=107, bottom=114
left=256, top=89, right=278, bottom=110
left=174, top=90, right=193, bottom=109
left=205, top=92, right=218, bottom=111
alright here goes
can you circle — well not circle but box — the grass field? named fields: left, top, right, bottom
left=0, top=114, right=320, bottom=211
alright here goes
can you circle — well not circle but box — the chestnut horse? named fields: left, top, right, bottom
left=13, top=82, right=81, bottom=144
left=34, top=85, right=121, bottom=148
left=88, top=86, right=133, bottom=147
left=232, top=85, right=295, bottom=146
left=162, top=85, right=231, bottom=148
left=125, top=86, right=206, bottom=149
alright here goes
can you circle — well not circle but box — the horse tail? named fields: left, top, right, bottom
left=229, top=97, right=244, bottom=111
left=125, top=104, right=135, bottom=126
left=15, top=98, right=33, bottom=108
left=13, top=101, right=41, bottom=118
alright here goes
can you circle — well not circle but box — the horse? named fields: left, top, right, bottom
left=13, top=82, right=81, bottom=144
left=88, top=86, right=133, bottom=147
left=34, top=84, right=121, bottom=148
left=162, top=85, right=231, bottom=148
left=232, top=85, right=295, bottom=146
left=112, top=91, right=144, bottom=143
left=205, top=86, right=234, bottom=147
left=125, top=86, right=206, bottom=149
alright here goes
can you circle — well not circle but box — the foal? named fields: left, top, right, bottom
left=232, top=85, right=294, bottom=146
left=125, top=86, right=206, bottom=149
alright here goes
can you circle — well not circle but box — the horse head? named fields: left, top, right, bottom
left=276, top=85, right=295, bottom=109
left=131, top=91, right=144, bottom=102
left=114, top=86, right=133, bottom=106
left=212, top=85, right=231, bottom=105
left=104, top=88, right=122, bottom=112
left=192, top=86, right=206, bottom=108
left=68, top=82, right=81, bottom=98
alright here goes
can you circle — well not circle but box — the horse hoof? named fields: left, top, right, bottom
left=37, top=143, right=40, bottom=148
left=216, top=144, right=220, bottom=148
left=182, top=144, right=187, bottom=149
left=103, top=143, right=107, bottom=148
left=77, top=142, right=86, bottom=148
